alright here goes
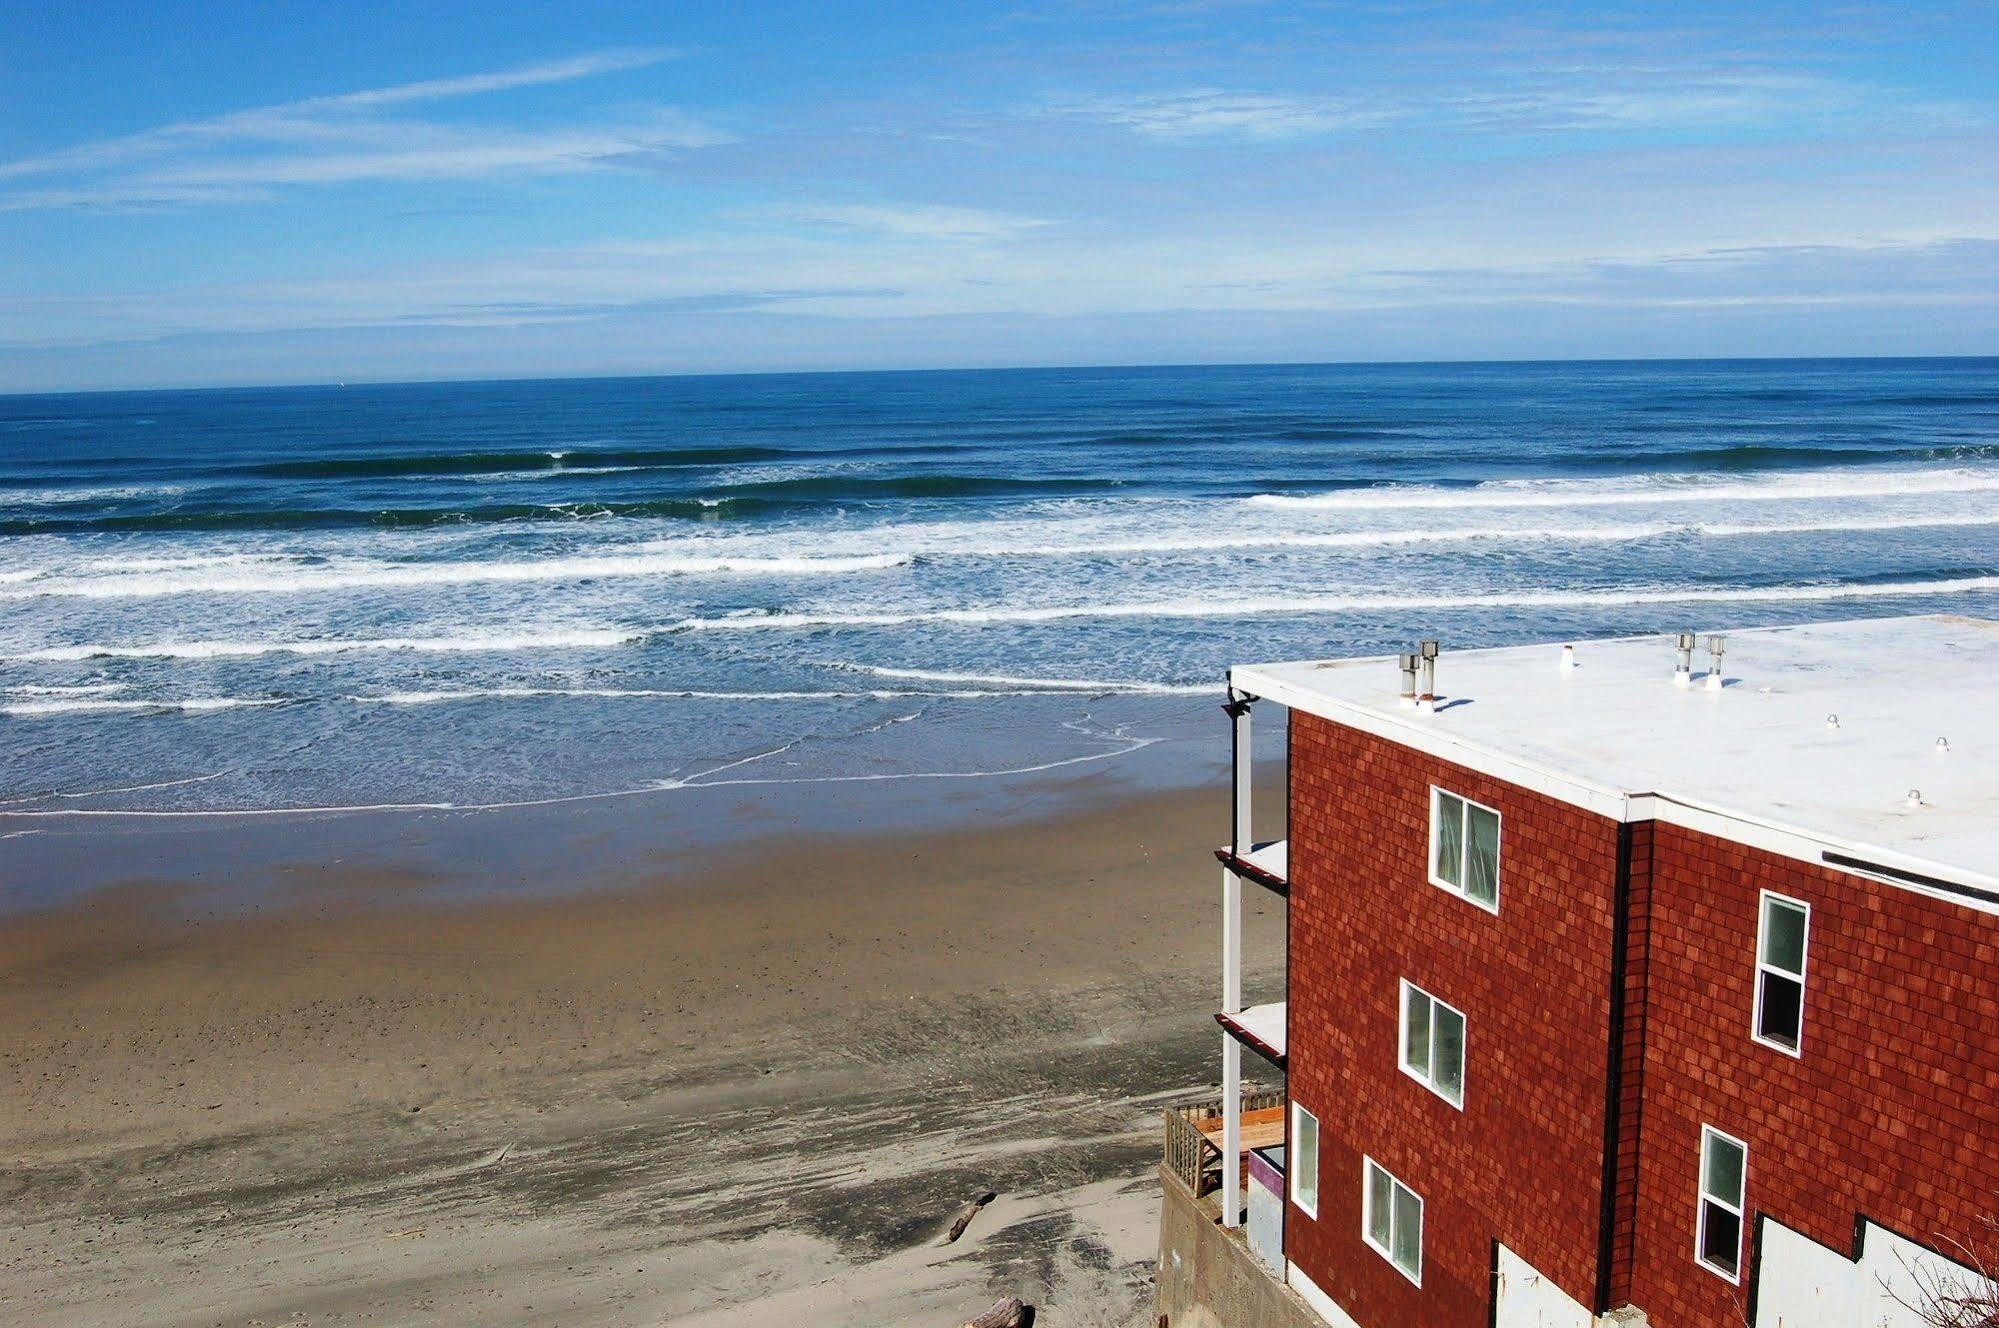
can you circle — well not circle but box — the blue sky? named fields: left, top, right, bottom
left=2, top=1, right=1996, bottom=390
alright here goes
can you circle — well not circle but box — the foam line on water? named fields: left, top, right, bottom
left=354, top=683, right=1201, bottom=704
left=6, top=683, right=127, bottom=696
left=3, top=551, right=911, bottom=599
left=0, top=483, right=186, bottom=506
left=675, top=575, right=1999, bottom=631
left=8, top=629, right=644, bottom=662
left=2, top=697, right=280, bottom=717
left=1245, top=467, right=1999, bottom=511
left=832, top=663, right=1212, bottom=694
left=990, top=512, right=1999, bottom=556
left=352, top=686, right=989, bottom=705
left=0, top=720, right=1158, bottom=816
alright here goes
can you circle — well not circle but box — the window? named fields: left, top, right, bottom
left=1753, top=892, right=1810, bottom=1055
left=1696, top=1126, right=1748, bottom=1282
left=1430, top=787, right=1500, bottom=911
left=1399, top=980, right=1466, bottom=1108
left=1290, top=1103, right=1320, bottom=1217
left=1362, top=1157, right=1423, bottom=1285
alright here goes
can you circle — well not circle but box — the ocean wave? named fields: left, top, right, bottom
left=4, top=551, right=910, bottom=599
left=675, top=574, right=1999, bottom=631
left=5, top=683, right=128, bottom=696
left=0, top=499, right=764, bottom=535
left=242, top=445, right=794, bottom=479
left=0, top=483, right=186, bottom=507
left=1246, top=467, right=1999, bottom=512
left=351, top=686, right=989, bottom=705
left=968, top=511, right=1999, bottom=558
left=8, top=629, right=643, bottom=662
left=2, top=697, right=281, bottom=717
left=0, top=473, right=1127, bottom=536
left=831, top=663, right=1212, bottom=694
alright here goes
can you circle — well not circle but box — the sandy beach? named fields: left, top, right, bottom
left=0, top=778, right=1285, bottom=1326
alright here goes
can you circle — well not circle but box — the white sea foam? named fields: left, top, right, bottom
left=2, top=697, right=280, bottom=717
left=356, top=687, right=895, bottom=705
left=349, top=684, right=1168, bottom=705
left=5, top=683, right=127, bottom=696
left=833, top=663, right=1212, bottom=694
left=676, top=576, right=1999, bottom=631
left=991, top=511, right=1999, bottom=556
left=1245, top=467, right=1999, bottom=512
left=0, top=483, right=185, bottom=506
left=8, top=629, right=642, bottom=662
left=4, top=551, right=911, bottom=599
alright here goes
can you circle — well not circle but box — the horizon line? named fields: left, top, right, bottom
left=6, top=351, right=1998, bottom=401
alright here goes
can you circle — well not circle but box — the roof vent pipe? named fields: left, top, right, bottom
left=1705, top=635, right=1726, bottom=690
left=1826, top=713, right=1840, bottom=730
left=1417, top=639, right=1439, bottom=714
left=1907, top=789, right=1924, bottom=809
left=1936, top=737, right=1950, bottom=754
left=1673, top=632, right=1697, bottom=687
left=1560, top=644, right=1577, bottom=673
left=1397, top=652, right=1419, bottom=708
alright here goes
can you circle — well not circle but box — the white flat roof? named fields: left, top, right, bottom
left=1232, top=615, right=1999, bottom=902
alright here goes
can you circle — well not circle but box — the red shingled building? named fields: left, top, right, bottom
left=1162, top=617, right=1999, bottom=1328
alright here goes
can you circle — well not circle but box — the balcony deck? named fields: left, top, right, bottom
left=1162, top=1090, right=1287, bottom=1198
left=1217, top=838, right=1288, bottom=894
left=1217, top=1000, right=1287, bottom=1068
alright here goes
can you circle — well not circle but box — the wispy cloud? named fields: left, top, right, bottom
left=774, top=203, right=1050, bottom=241
left=1046, top=89, right=1392, bottom=141
left=1444, top=65, right=1982, bottom=134
left=1042, top=63, right=1981, bottom=147
left=0, top=47, right=721, bottom=211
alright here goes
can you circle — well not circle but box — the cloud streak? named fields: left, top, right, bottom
left=0, top=47, right=715, bottom=211
left=1047, top=90, right=1394, bottom=140
left=774, top=203, right=1050, bottom=242
left=1043, top=63, right=1983, bottom=145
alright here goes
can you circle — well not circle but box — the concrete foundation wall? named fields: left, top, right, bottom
left=1155, top=1165, right=1329, bottom=1328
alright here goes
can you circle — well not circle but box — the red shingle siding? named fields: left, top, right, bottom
left=1623, top=822, right=1999, bottom=1325
left=1284, top=712, right=1623, bottom=1327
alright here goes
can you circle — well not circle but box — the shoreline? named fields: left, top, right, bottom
left=0, top=774, right=1285, bottom=1325
left=0, top=692, right=1231, bottom=920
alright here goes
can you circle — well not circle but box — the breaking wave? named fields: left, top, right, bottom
left=677, top=575, right=1999, bottom=631
left=1246, top=466, right=1999, bottom=511
left=4, top=551, right=910, bottom=599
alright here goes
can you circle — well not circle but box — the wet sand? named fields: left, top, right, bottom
left=0, top=778, right=1286, bottom=1326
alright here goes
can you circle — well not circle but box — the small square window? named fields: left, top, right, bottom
left=1290, top=1103, right=1320, bottom=1218
left=1696, top=1126, right=1748, bottom=1282
left=1399, top=980, right=1466, bottom=1108
left=1429, top=787, right=1500, bottom=911
left=1753, top=892, right=1810, bottom=1055
left=1362, top=1157, right=1423, bottom=1285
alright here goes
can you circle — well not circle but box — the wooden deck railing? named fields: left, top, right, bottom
left=1162, top=1090, right=1286, bottom=1196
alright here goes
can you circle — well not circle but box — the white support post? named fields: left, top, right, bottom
left=1223, top=864, right=1242, bottom=1015
left=1233, top=701, right=1253, bottom=854
left=1221, top=861, right=1243, bottom=1228
left=1222, top=1032, right=1242, bottom=1228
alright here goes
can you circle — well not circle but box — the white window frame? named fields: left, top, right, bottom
left=1361, top=1156, right=1423, bottom=1286
left=1289, top=1102, right=1320, bottom=1218
left=1695, top=1125, right=1748, bottom=1284
left=1751, top=890, right=1810, bottom=1058
left=1428, top=785, right=1501, bottom=914
left=1398, top=979, right=1466, bottom=1109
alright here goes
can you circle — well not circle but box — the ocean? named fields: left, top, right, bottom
left=3, top=358, right=1998, bottom=836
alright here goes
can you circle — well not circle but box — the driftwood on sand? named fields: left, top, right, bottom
left=942, top=1190, right=998, bottom=1244
left=961, top=1296, right=1030, bottom=1328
